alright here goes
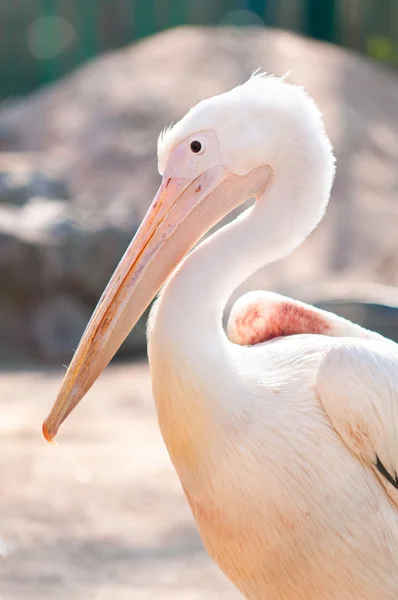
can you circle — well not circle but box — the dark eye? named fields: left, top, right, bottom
left=190, top=140, right=202, bottom=153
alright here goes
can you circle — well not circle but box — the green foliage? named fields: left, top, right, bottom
left=367, top=34, right=398, bottom=64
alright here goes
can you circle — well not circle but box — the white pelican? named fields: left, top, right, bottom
left=43, top=74, right=398, bottom=600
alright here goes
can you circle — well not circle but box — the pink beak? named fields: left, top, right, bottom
left=43, top=165, right=227, bottom=442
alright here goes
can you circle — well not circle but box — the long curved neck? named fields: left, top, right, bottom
left=152, top=156, right=329, bottom=370
left=149, top=154, right=332, bottom=474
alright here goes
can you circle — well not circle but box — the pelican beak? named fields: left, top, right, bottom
left=43, top=165, right=227, bottom=443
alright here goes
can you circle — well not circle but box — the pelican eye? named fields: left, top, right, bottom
left=190, top=140, right=202, bottom=153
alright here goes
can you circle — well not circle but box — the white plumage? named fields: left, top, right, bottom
left=45, top=74, right=398, bottom=599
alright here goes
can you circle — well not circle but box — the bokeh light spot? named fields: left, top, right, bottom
left=220, top=9, right=265, bottom=27
left=28, top=16, right=76, bottom=60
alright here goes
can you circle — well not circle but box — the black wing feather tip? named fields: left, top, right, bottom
left=375, top=454, right=398, bottom=490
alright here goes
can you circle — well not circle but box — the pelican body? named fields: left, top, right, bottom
left=44, top=74, right=398, bottom=599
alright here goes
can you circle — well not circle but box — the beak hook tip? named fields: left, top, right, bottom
left=42, top=420, right=58, bottom=445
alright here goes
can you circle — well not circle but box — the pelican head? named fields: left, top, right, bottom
left=43, top=73, right=334, bottom=442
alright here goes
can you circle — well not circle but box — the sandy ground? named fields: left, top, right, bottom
left=0, top=361, right=241, bottom=600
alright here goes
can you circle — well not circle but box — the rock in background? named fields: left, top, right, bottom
left=1, top=26, right=398, bottom=362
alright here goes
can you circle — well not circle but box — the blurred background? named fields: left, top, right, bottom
left=0, top=1, right=397, bottom=599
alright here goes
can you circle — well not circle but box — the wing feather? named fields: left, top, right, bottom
left=317, top=339, right=398, bottom=506
left=228, top=291, right=387, bottom=346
